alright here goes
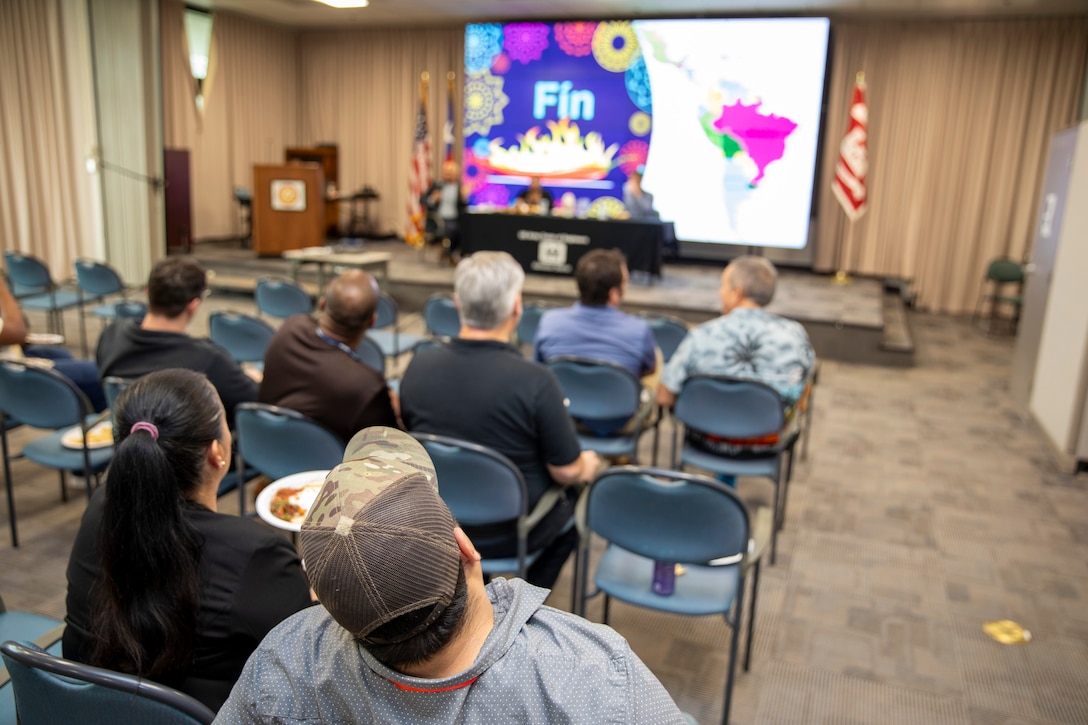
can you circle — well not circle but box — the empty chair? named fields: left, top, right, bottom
left=355, top=335, right=385, bottom=375
left=546, top=357, right=647, bottom=463
left=972, top=257, right=1024, bottom=334
left=671, top=376, right=800, bottom=565
left=366, top=293, right=426, bottom=359
left=516, top=301, right=553, bottom=348
left=422, top=294, right=461, bottom=339
left=208, top=311, right=274, bottom=365
left=576, top=465, right=770, bottom=725
left=255, top=277, right=312, bottom=319
left=73, top=259, right=144, bottom=345
left=0, top=641, right=215, bottom=725
left=0, top=361, right=112, bottom=547
left=412, top=432, right=571, bottom=582
left=640, top=313, right=689, bottom=363
left=233, top=403, right=345, bottom=515
left=4, top=252, right=85, bottom=354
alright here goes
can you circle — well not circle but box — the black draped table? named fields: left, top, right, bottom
left=460, top=213, right=663, bottom=277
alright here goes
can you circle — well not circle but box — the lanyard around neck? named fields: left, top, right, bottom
left=315, top=326, right=361, bottom=362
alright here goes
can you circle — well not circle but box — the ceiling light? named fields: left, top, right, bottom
left=314, top=0, right=369, bottom=7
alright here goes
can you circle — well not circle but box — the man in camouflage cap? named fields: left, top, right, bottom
left=216, top=427, right=686, bottom=724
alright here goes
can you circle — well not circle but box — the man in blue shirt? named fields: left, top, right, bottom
left=533, top=249, right=658, bottom=380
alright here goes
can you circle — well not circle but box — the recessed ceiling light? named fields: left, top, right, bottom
left=314, top=0, right=369, bottom=8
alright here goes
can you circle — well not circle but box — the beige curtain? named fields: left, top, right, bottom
left=162, top=0, right=299, bottom=239
left=816, top=17, right=1088, bottom=313
left=299, top=28, right=464, bottom=238
left=0, top=0, right=100, bottom=281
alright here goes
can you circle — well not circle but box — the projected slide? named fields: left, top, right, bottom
left=462, top=18, right=829, bottom=249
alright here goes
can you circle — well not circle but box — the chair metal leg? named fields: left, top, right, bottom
left=769, top=471, right=780, bottom=566
left=744, top=561, right=761, bottom=672
left=2, top=425, right=17, bottom=547
left=59, top=471, right=68, bottom=503
left=722, top=563, right=746, bottom=725
left=801, top=390, right=815, bottom=461
left=602, top=593, right=611, bottom=625
left=779, top=450, right=794, bottom=532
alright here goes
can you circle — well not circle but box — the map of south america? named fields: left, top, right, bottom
left=709, top=100, right=797, bottom=187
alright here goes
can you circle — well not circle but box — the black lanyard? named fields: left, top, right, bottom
left=315, top=327, right=362, bottom=362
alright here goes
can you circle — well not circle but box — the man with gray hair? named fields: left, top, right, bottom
left=400, top=252, right=599, bottom=589
left=657, top=255, right=814, bottom=451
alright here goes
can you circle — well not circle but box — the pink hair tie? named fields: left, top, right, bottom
left=130, top=422, right=159, bottom=440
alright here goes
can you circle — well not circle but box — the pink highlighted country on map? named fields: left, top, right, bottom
left=712, top=101, right=797, bottom=186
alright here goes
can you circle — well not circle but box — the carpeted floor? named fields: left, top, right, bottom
left=0, top=277, right=1085, bottom=724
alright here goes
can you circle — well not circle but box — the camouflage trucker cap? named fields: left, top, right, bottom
left=300, top=427, right=460, bottom=643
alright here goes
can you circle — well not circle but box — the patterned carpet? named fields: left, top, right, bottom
left=0, top=292, right=1085, bottom=724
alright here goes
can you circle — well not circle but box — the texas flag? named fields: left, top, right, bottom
left=832, top=77, right=868, bottom=221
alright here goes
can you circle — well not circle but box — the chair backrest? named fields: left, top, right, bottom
left=985, top=258, right=1024, bottom=284
left=233, top=187, right=252, bottom=206
left=255, top=277, right=312, bottom=319
left=0, top=362, right=88, bottom=430
left=374, top=293, right=397, bottom=330
left=0, top=641, right=215, bottom=725
left=586, top=466, right=750, bottom=565
left=4, top=252, right=53, bottom=296
left=356, top=335, right=385, bottom=374
left=208, top=311, right=275, bottom=363
left=410, top=433, right=528, bottom=526
left=102, top=376, right=134, bottom=412
left=73, top=259, right=124, bottom=298
left=112, top=301, right=148, bottom=321
left=235, top=403, right=345, bottom=481
left=546, top=357, right=642, bottom=424
left=517, top=302, right=551, bottom=346
left=674, top=376, right=785, bottom=439
left=422, top=294, right=461, bottom=338
left=641, top=314, right=689, bottom=363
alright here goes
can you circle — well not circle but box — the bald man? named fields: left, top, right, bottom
left=260, top=270, right=398, bottom=442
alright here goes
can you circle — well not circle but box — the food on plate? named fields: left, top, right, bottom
left=268, top=482, right=322, bottom=525
left=62, top=422, right=113, bottom=448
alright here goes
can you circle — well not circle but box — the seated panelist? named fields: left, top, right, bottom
left=515, top=175, right=554, bottom=215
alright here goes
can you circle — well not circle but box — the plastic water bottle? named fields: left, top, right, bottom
left=652, top=561, right=675, bottom=596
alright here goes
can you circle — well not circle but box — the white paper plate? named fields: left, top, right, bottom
left=60, top=420, right=114, bottom=450
left=255, top=470, right=330, bottom=532
left=24, top=333, right=64, bottom=346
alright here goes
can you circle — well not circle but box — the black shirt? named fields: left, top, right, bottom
left=399, top=338, right=581, bottom=507
left=63, top=487, right=313, bottom=713
left=96, top=321, right=258, bottom=421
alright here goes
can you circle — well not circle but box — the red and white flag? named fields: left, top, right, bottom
left=406, top=78, right=432, bottom=247
left=832, top=76, right=868, bottom=222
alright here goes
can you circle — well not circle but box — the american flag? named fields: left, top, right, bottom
left=832, top=75, right=868, bottom=222
left=406, top=79, right=432, bottom=247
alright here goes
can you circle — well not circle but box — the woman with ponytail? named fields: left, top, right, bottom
left=63, top=368, right=312, bottom=712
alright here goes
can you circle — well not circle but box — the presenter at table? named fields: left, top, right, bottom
left=515, top=176, right=554, bottom=215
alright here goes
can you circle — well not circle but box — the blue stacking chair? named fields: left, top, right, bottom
left=0, top=362, right=112, bottom=547
left=640, top=313, right=688, bottom=363
left=422, top=294, right=461, bottom=339
left=0, top=594, right=66, bottom=724
left=233, top=403, right=345, bottom=516
left=671, top=376, right=800, bottom=565
left=73, top=260, right=145, bottom=350
left=367, top=293, right=425, bottom=360
left=4, top=253, right=85, bottom=354
left=208, top=312, right=274, bottom=366
left=546, top=357, right=647, bottom=463
left=516, top=301, right=553, bottom=350
left=0, top=641, right=215, bottom=725
left=255, top=277, right=312, bottom=319
left=411, top=432, right=572, bottom=582
left=576, top=466, right=771, bottom=725
left=355, top=336, right=385, bottom=375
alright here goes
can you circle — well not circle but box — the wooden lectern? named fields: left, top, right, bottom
left=252, top=164, right=325, bottom=257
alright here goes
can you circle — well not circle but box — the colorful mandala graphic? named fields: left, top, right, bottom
left=555, top=22, right=597, bottom=57
left=462, top=150, right=488, bottom=195
left=628, top=112, right=651, bottom=137
left=624, top=55, right=652, bottom=113
left=503, top=23, right=550, bottom=65
left=490, top=52, right=511, bottom=75
left=464, top=73, right=509, bottom=137
left=591, top=22, right=639, bottom=73
left=617, top=140, right=649, bottom=175
left=474, top=183, right=511, bottom=208
left=465, top=24, right=503, bottom=74
left=587, top=196, right=626, bottom=220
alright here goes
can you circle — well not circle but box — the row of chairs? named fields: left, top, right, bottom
left=4, top=253, right=146, bottom=358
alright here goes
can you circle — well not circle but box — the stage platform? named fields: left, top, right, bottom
left=198, top=239, right=913, bottom=367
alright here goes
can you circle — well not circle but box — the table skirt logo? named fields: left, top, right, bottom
left=538, top=240, right=568, bottom=268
